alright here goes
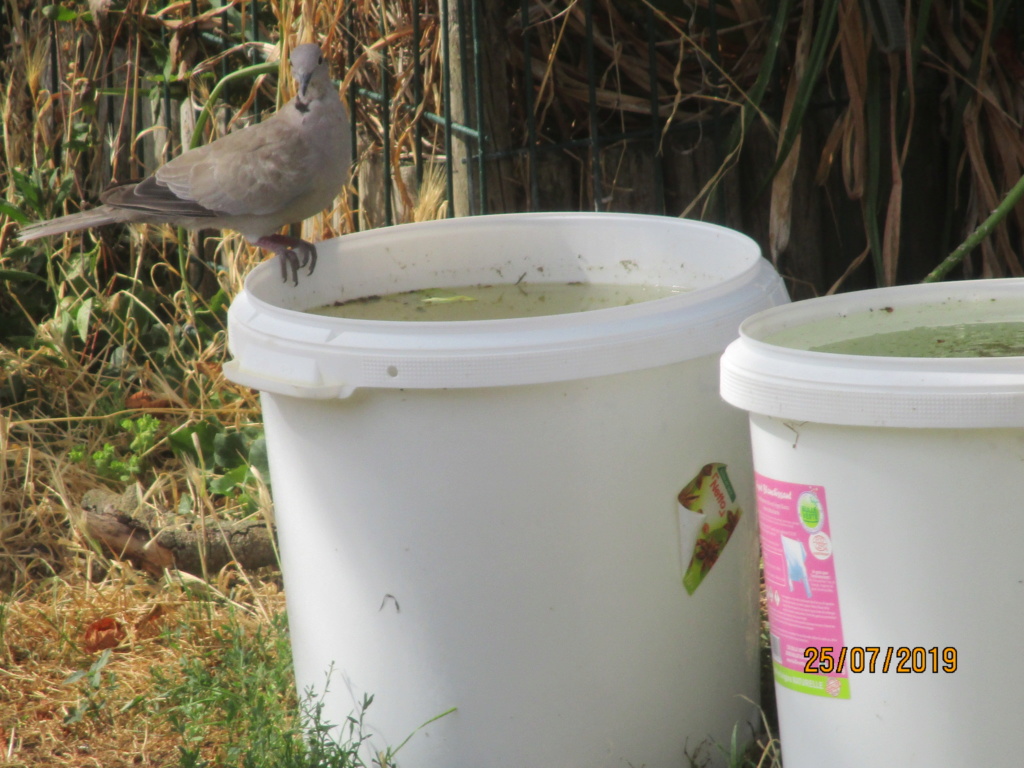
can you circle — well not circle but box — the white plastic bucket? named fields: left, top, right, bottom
left=225, top=212, right=788, bottom=768
left=719, top=278, right=1024, bottom=767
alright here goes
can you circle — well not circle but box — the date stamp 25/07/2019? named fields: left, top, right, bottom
left=803, top=646, right=958, bottom=675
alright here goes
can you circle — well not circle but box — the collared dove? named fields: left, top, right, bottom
left=18, top=43, right=350, bottom=285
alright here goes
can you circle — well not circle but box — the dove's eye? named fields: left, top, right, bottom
left=318, top=55, right=324, bottom=65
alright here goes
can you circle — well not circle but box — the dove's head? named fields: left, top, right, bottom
left=290, top=43, right=333, bottom=103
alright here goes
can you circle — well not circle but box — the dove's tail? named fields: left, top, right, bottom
left=17, top=207, right=120, bottom=242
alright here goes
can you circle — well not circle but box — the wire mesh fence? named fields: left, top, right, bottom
left=13, top=0, right=1024, bottom=296
left=343, top=0, right=731, bottom=222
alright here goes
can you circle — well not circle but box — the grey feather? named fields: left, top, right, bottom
left=100, top=177, right=223, bottom=218
left=18, top=207, right=122, bottom=241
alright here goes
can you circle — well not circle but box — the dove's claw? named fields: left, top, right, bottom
left=289, top=240, right=317, bottom=275
left=255, top=234, right=319, bottom=286
left=304, top=243, right=317, bottom=276
left=281, top=249, right=301, bottom=285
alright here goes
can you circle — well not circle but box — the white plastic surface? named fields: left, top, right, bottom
left=268, top=362, right=763, bottom=768
left=748, top=414, right=1024, bottom=768
left=720, top=278, right=1024, bottom=428
left=224, top=213, right=790, bottom=768
left=719, top=279, right=1024, bottom=767
left=225, top=213, right=788, bottom=397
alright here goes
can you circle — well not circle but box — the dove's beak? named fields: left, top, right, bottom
left=298, top=72, right=313, bottom=98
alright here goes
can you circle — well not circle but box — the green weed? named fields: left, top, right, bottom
left=69, top=413, right=161, bottom=482
left=63, top=648, right=124, bottom=726
left=150, top=611, right=370, bottom=768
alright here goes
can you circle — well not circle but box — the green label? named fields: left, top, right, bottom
left=717, top=464, right=737, bottom=502
left=798, top=494, right=823, bottom=531
left=773, top=661, right=851, bottom=699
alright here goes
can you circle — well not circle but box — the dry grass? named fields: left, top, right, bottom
left=1, top=568, right=287, bottom=767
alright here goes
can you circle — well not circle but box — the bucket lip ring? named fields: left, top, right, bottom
left=226, top=212, right=788, bottom=396
left=240, top=211, right=765, bottom=337
left=721, top=277, right=1024, bottom=428
left=738, top=277, right=1024, bottom=368
left=239, top=263, right=751, bottom=339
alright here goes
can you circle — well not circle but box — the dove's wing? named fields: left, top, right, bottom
left=101, top=112, right=317, bottom=220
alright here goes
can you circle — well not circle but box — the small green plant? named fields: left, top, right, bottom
left=682, top=701, right=781, bottom=768
left=168, top=417, right=272, bottom=510
left=67, top=412, right=269, bottom=507
left=151, top=611, right=371, bottom=768
left=64, top=648, right=124, bottom=726
left=70, top=413, right=162, bottom=482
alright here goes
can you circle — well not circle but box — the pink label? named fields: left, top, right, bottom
left=756, top=474, right=849, bottom=698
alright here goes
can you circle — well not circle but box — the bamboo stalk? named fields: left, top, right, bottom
left=923, top=171, right=1024, bottom=283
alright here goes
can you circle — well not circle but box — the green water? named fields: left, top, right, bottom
left=810, top=321, right=1024, bottom=357
left=309, top=282, right=684, bottom=322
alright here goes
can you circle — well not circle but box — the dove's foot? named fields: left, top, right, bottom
left=254, top=234, right=318, bottom=286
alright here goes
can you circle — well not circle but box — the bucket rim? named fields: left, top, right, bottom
left=224, top=212, right=788, bottom=397
left=720, top=278, right=1024, bottom=428
left=241, top=211, right=762, bottom=329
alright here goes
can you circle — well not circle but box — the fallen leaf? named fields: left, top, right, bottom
left=125, top=390, right=173, bottom=411
left=82, top=617, right=126, bottom=653
left=134, top=604, right=167, bottom=637
left=195, top=361, right=221, bottom=378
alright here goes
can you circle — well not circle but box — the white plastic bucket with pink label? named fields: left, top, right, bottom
left=720, top=278, right=1024, bottom=767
